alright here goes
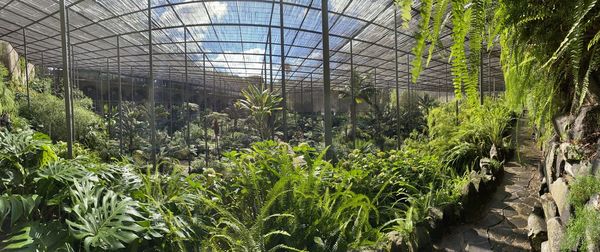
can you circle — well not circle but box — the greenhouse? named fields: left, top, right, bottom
left=0, top=0, right=598, bottom=251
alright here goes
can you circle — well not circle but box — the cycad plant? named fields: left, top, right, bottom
left=236, top=84, right=282, bottom=140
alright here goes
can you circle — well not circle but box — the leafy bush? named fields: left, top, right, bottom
left=427, top=98, right=514, bottom=172
left=18, top=91, right=104, bottom=146
left=564, top=176, right=600, bottom=250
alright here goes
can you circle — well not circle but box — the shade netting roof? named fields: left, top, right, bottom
left=0, top=0, right=504, bottom=95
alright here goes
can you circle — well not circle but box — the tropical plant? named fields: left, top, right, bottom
left=236, top=84, right=282, bottom=140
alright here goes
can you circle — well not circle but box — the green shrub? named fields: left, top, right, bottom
left=564, top=176, right=600, bottom=250
left=18, top=91, right=104, bottom=146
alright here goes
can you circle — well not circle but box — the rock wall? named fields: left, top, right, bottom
left=528, top=106, right=600, bottom=252
left=0, top=40, right=36, bottom=85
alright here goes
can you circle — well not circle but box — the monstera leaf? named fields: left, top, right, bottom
left=65, top=180, right=143, bottom=251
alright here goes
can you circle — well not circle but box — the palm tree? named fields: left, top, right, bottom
left=418, top=93, right=439, bottom=116
left=236, top=84, right=282, bottom=140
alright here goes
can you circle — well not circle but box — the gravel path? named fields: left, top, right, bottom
left=435, top=119, right=542, bottom=251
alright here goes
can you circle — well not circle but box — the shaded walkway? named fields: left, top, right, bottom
left=435, top=119, right=542, bottom=251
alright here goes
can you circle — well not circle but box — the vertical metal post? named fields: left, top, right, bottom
left=41, top=51, right=44, bottom=77
left=168, top=66, right=173, bottom=133
left=487, top=51, right=491, bottom=96
left=406, top=54, right=411, bottom=130
left=279, top=0, right=287, bottom=141
left=394, top=9, right=401, bottom=149
left=59, top=0, right=74, bottom=159
left=184, top=28, right=191, bottom=172
left=212, top=66, right=217, bottom=111
left=321, top=0, right=333, bottom=159
left=269, top=30, right=273, bottom=92
left=300, top=81, right=303, bottom=113
left=23, top=29, right=30, bottom=110
left=493, top=78, right=496, bottom=98
left=99, top=66, right=104, bottom=114
left=374, top=67, right=377, bottom=104
left=203, top=54, right=209, bottom=166
left=310, top=74, right=313, bottom=114
left=130, top=66, right=134, bottom=101
left=148, top=0, right=157, bottom=169
left=445, top=64, right=449, bottom=102
left=117, top=36, right=124, bottom=155
left=107, top=58, right=112, bottom=137
left=350, top=39, right=356, bottom=149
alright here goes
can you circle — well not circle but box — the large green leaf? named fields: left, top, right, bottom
left=65, top=180, right=143, bottom=251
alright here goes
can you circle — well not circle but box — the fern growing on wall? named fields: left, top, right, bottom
left=398, top=0, right=600, bottom=132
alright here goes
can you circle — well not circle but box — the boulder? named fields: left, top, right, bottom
left=555, top=151, right=566, bottom=179
left=386, top=231, right=409, bottom=252
left=414, top=223, right=432, bottom=251
left=546, top=217, right=564, bottom=252
left=541, top=241, right=549, bottom=252
left=587, top=194, right=600, bottom=211
left=571, top=106, right=600, bottom=143
left=559, top=142, right=583, bottom=161
left=549, top=178, right=571, bottom=223
left=461, top=181, right=477, bottom=206
left=566, top=161, right=593, bottom=178
left=528, top=206, right=548, bottom=252
left=593, top=159, right=600, bottom=177
left=540, top=193, right=558, bottom=220
left=490, top=144, right=498, bottom=160
left=427, top=207, right=444, bottom=241
left=552, top=114, right=572, bottom=141
left=0, top=40, right=21, bottom=83
left=544, top=143, right=557, bottom=184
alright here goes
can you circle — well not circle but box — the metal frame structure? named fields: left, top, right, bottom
left=0, top=0, right=505, bottom=160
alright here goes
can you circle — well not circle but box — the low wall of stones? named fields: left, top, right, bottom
left=527, top=106, right=600, bottom=252
left=387, top=156, right=506, bottom=251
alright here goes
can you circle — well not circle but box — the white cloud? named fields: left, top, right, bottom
left=212, top=47, right=267, bottom=77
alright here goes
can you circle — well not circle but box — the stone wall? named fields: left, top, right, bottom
left=528, top=106, right=600, bottom=252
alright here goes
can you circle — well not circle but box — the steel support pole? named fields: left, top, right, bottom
left=203, top=54, right=209, bottom=167
left=107, top=58, right=112, bottom=137
left=374, top=67, right=377, bottom=104
left=445, top=64, right=449, bottom=102
left=350, top=39, right=356, bottom=149
left=394, top=9, right=401, bottom=149
left=321, top=0, right=333, bottom=159
left=310, top=74, right=313, bottom=114
left=41, top=51, right=44, bottom=77
left=406, top=54, right=411, bottom=130
left=300, top=81, right=303, bottom=113
left=148, top=0, right=157, bottom=170
left=130, top=67, right=134, bottom=101
left=487, top=52, right=491, bottom=96
left=23, top=29, right=30, bottom=110
left=99, top=66, right=103, bottom=114
left=59, top=0, right=74, bottom=159
left=117, top=36, right=124, bottom=155
left=184, top=28, right=191, bottom=172
left=168, top=66, right=172, bottom=133
left=212, top=67, right=217, bottom=111
left=269, top=31, right=274, bottom=92
left=279, top=0, right=288, bottom=141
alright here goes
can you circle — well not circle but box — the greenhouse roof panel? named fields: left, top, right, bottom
left=0, top=0, right=504, bottom=92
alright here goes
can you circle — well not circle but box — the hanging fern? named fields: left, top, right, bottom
left=394, top=0, right=413, bottom=29
left=411, top=0, right=433, bottom=83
